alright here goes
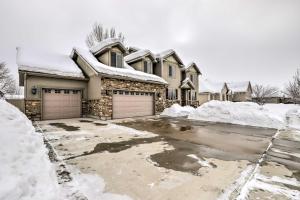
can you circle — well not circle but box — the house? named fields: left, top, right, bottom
left=198, top=78, right=229, bottom=105
left=252, top=91, right=292, bottom=104
left=227, top=81, right=252, bottom=102
left=125, top=49, right=202, bottom=107
left=18, top=38, right=170, bottom=121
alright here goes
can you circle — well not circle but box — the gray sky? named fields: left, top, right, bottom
left=1, top=0, right=300, bottom=88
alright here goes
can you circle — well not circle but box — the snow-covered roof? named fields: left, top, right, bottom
left=199, top=78, right=225, bottom=93
left=180, top=77, right=195, bottom=89
left=155, top=49, right=184, bottom=65
left=227, top=81, right=250, bottom=93
left=73, top=47, right=167, bottom=84
left=90, top=38, right=127, bottom=55
left=184, top=62, right=201, bottom=74
left=124, top=49, right=155, bottom=63
left=17, top=47, right=85, bottom=79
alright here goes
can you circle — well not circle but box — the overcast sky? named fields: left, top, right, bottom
left=0, top=0, right=300, bottom=88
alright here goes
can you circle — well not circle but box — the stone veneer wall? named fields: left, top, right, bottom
left=25, top=100, right=41, bottom=121
left=88, top=78, right=168, bottom=120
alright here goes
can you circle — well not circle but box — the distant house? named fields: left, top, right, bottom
left=198, top=78, right=229, bottom=105
left=227, top=81, right=252, bottom=102
left=252, top=91, right=292, bottom=104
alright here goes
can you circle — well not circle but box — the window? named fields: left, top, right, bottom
left=64, top=90, right=70, bottom=94
left=168, top=65, right=176, bottom=78
left=44, top=89, right=52, bottom=93
left=55, top=89, right=61, bottom=94
left=73, top=90, right=79, bottom=94
left=111, top=52, right=123, bottom=68
left=192, top=91, right=197, bottom=101
left=143, top=60, right=153, bottom=74
left=166, top=88, right=177, bottom=100
left=190, top=74, right=197, bottom=83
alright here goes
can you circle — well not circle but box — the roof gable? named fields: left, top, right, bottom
left=184, top=62, right=201, bottom=74
left=90, top=38, right=127, bottom=56
left=227, top=81, right=251, bottom=93
left=156, top=49, right=184, bottom=65
left=199, top=78, right=226, bottom=93
left=124, top=49, right=156, bottom=64
left=73, top=47, right=167, bottom=85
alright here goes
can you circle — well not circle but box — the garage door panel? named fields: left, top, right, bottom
left=43, top=90, right=81, bottom=120
left=113, top=94, right=154, bottom=119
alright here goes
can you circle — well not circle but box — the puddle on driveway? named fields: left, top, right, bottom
left=49, top=123, right=80, bottom=131
left=94, top=122, right=107, bottom=126
left=79, top=120, right=94, bottom=123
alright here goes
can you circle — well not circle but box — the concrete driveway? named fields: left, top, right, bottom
left=38, top=117, right=300, bottom=200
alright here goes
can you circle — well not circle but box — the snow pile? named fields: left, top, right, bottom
left=74, top=48, right=167, bottom=84
left=161, top=101, right=300, bottom=129
left=69, top=172, right=132, bottom=200
left=17, top=47, right=85, bottom=78
left=188, top=101, right=285, bottom=129
left=0, top=100, right=59, bottom=200
left=161, top=104, right=195, bottom=117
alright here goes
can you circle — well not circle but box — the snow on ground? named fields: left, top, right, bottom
left=0, top=100, right=133, bottom=200
left=0, top=99, right=59, bottom=200
left=160, top=104, right=195, bottom=117
left=161, top=101, right=300, bottom=129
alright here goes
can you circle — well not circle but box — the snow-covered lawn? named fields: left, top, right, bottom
left=161, top=101, right=300, bottom=129
left=0, top=99, right=131, bottom=200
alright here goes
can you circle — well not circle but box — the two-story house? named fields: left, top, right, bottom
left=124, top=48, right=202, bottom=107
left=18, top=38, right=169, bottom=120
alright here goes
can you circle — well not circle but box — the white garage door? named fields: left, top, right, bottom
left=42, top=89, right=81, bottom=120
left=113, top=91, right=154, bottom=119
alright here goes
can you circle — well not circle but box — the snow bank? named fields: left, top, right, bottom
left=161, top=101, right=300, bottom=129
left=0, top=100, right=59, bottom=200
left=160, top=104, right=195, bottom=117
left=188, top=101, right=286, bottom=129
left=69, top=172, right=132, bottom=200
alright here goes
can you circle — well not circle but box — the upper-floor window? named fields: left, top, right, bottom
left=143, top=60, right=153, bottom=74
left=111, top=51, right=123, bottom=68
left=168, top=65, right=175, bottom=78
left=190, top=74, right=197, bottom=83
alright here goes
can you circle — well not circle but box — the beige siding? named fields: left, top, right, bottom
left=198, top=93, right=210, bottom=105
left=98, top=50, right=110, bottom=66
left=88, top=75, right=101, bottom=99
left=130, top=57, right=153, bottom=73
left=25, top=75, right=88, bottom=100
left=185, top=67, right=199, bottom=99
left=76, top=56, right=97, bottom=77
left=162, top=55, right=182, bottom=101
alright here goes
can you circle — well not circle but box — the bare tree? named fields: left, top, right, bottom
left=118, top=32, right=125, bottom=43
left=110, top=27, right=116, bottom=38
left=0, top=62, right=16, bottom=95
left=103, top=28, right=109, bottom=40
left=285, top=69, right=300, bottom=101
left=85, top=22, right=125, bottom=48
left=252, top=84, right=279, bottom=104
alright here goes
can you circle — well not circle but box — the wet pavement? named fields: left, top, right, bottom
left=38, top=117, right=300, bottom=200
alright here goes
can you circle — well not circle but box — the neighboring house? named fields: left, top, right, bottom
left=198, top=78, right=229, bottom=105
left=252, top=91, right=292, bottom=104
left=125, top=49, right=202, bottom=107
left=227, top=81, right=252, bottom=102
left=18, top=38, right=169, bottom=121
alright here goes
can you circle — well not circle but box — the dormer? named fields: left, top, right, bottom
left=90, top=38, right=128, bottom=68
left=124, top=49, right=156, bottom=74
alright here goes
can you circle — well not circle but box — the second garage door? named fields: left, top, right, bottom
left=42, top=89, right=81, bottom=120
left=113, top=91, right=154, bottom=119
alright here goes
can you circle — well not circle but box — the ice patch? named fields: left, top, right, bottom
left=187, top=154, right=212, bottom=168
